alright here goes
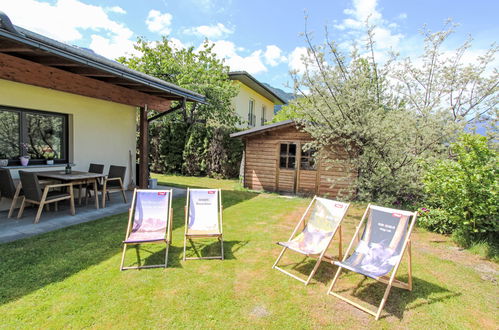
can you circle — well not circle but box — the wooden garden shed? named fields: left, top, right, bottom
left=231, top=120, right=353, bottom=197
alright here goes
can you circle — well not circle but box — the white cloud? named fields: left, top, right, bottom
left=183, top=23, right=233, bottom=39
left=146, top=9, right=173, bottom=35
left=206, top=40, right=267, bottom=74
left=288, top=47, right=309, bottom=73
left=264, top=45, right=287, bottom=66
left=334, top=0, right=404, bottom=53
left=168, top=38, right=188, bottom=51
left=106, top=6, right=126, bottom=14
left=1, top=0, right=136, bottom=59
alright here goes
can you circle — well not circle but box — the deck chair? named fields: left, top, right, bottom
left=183, top=188, right=223, bottom=260
left=272, top=196, right=350, bottom=285
left=327, top=204, right=418, bottom=320
left=120, top=189, right=173, bottom=270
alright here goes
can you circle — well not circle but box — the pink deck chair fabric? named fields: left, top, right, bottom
left=125, top=190, right=170, bottom=243
left=279, top=198, right=349, bottom=255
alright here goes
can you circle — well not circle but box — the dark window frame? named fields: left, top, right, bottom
left=300, top=147, right=317, bottom=171
left=0, top=105, right=69, bottom=166
left=279, top=142, right=297, bottom=169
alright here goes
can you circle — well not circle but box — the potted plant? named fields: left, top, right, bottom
left=0, top=152, right=8, bottom=167
left=45, top=152, right=55, bottom=165
left=19, top=143, right=30, bottom=166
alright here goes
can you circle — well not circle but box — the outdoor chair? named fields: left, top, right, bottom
left=327, top=204, right=418, bottom=320
left=0, top=168, right=23, bottom=218
left=183, top=188, right=224, bottom=260
left=120, top=189, right=173, bottom=270
left=17, top=171, right=75, bottom=223
left=90, top=165, right=127, bottom=208
left=82, top=163, right=104, bottom=205
left=272, top=196, right=350, bottom=285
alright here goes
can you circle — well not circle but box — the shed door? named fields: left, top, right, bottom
left=297, top=146, right=318, bottom=195
left=277, top=142, right=297, bottom=193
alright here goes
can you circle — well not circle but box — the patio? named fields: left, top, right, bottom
left=0, top=185, right=185, bottom=243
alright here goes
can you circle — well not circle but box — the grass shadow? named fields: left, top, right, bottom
left=0, top=212, right=128, bottom=306
left=184, top=240, right=248, bottom=260
left=333, top=273, right=461, bottom=319
left=123, top=245, right=184, bottom=269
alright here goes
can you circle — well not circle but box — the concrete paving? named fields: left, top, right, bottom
left=0, top=185, right=186, bottom=244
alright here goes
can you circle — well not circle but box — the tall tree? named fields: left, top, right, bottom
left=118, top=38, right=242, bottom=177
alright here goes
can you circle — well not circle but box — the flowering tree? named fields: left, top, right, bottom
left=278, top=22, right=498, bottom=204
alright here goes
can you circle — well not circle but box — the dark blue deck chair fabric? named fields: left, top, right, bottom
left=335, top=207, right=411, bottom=279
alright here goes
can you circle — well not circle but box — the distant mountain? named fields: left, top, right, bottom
left=262, top=83, right=295, bottom=114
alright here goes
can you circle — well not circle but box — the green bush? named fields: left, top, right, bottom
left=419, top=134, right=498, bottom=247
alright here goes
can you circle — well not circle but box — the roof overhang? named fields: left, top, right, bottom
left=229, top=71, right=286, bottom=105
left=230, top=119, right=295, bottom=138
left=0, top=13, right=206, bottom=106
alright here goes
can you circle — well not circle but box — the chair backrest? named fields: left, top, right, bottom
left=88, top=163, right=104, bottom=174
left=187, top=188, right=220, bottom=232
left=129, top=190, right=171, bottom=240
left=18, top=171, right=42, bottom=201
left=108, top=165, right=126, bottom=181
left=0, top=168, right=17, bottom=199
left=292, top=197, right=349, bottom=253
left=347, top=205, right=415, bottom=277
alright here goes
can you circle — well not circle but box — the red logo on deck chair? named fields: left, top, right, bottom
left=392, top=213, right=402, bottom=218
left=335, top=203, right=343, bottom=208
left=208, top=190, right=216, bottom=194
left=158, top=192, right=167, bottom=196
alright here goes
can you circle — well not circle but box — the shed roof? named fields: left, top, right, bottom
left=229, top=71, right=286, bottom=105
left=230, top=119, right=296, bottom=138
left=0, top=12, right=205, bottom=104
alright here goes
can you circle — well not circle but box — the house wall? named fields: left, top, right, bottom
left=243, top=125, right=354, bottom=198
left=232, top=81, right=275, bottom=128
left=0, top=78, right=136, bottom=210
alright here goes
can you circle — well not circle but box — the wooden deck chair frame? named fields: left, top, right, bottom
left=183, top=188, right=224, bottom=260
left=327, top=204, right=418, bottom=320
left=120, top=189, right=173, bottom=270
left=272, top=196, right=350, bottom=285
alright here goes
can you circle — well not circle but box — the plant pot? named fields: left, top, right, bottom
left=46, top=159, right=54, bottom=165
left=19, top=156, right=30, bottom=166
left=0, top=159, right=8, bottom=167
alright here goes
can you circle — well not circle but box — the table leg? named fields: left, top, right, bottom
left=93, top=178, right=99, bottom=209
left=8, top=182, right=22, bottom=218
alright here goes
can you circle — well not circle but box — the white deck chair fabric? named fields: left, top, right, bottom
left=183, top=188, right=224, bottom=260
left=273, top=196, right=349, bottom=285
left=278, top=197, right=348, bottom=255
left=188, top=189, right=220, bottom=233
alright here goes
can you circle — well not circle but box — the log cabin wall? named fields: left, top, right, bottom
left=242, top=123, right=354, bottom=198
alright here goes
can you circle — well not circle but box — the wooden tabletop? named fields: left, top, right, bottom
left=35, top=171, right=105, bottom=181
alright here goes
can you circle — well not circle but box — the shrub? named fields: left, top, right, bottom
left=419, top=134, right=498, bottom=247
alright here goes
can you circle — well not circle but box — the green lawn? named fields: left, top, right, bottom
left=0, top=175, right=497, bottom=328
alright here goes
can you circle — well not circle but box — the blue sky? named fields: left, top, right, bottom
left=2, top=0, right=498, bottom=91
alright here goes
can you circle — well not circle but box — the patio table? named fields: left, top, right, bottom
left=34, top=171, right=105, bottom=209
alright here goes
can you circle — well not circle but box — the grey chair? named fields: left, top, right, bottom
left=100, top=165, right=127, bottom=208
left=81, top=163, right=105, bottom=204
left=0, top=168, right=23, bottom=218
left=17, top=171, right=75, bottom=223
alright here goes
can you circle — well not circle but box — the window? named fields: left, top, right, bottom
left=300, top=147, right=316, bottom=170
left=261, top=105, right=266, bottom=126
left=248, top=99, right=255, bottom=127
left=0, top=106, right=68, bottom=165
left=279, top=143, right=296, bottom=169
